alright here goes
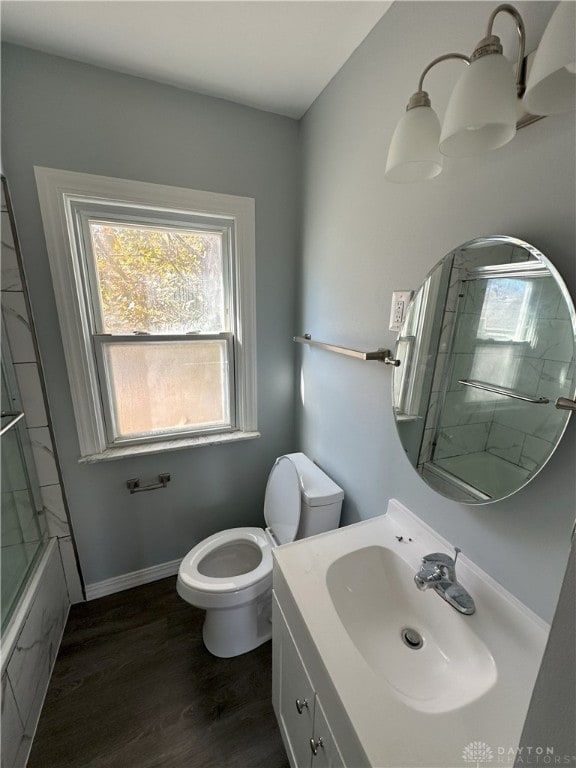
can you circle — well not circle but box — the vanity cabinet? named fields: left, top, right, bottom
left=311, top=695, right=345, bottom=768
left=273, top=593, right=346, bottom=768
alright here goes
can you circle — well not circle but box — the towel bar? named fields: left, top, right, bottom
left=294, top=335, right=400, bottom=366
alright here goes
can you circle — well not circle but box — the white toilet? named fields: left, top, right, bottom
left=177, top=452, right=343, bottom=658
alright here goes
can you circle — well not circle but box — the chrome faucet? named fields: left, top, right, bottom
left=414, top=547, right=475, bottom=615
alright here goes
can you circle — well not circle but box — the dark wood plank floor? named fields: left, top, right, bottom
left=28, top=578, right=289, bottom=768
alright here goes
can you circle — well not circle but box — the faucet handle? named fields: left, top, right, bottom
left=454, top=546, right=461, bottom=565
left=422, top=552, right=454, bottom=566
left=420, top=551, right=459, bottom=581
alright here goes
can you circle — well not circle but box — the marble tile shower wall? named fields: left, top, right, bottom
left=2, top=180, right=83, bottom=768
left=435, top=267, right=574, bottom=476
left=1, top=180, right=83, bottom=601
left=483, top=279, right=574, bottom=472
left=418, top=258, right=464, bottom=467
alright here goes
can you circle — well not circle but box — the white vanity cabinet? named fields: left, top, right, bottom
left=311, top=695, right=345, bottom=768
left=272, top=592, right=348, bottom=768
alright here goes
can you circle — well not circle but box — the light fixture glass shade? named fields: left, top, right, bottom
left=524, top=2, right=576, bottom=115
left=439, top=53, right=517, bottom=157
left=384, top=106, right=442, bottom=183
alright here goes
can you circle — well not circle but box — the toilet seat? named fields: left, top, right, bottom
left=178, top=527, right=272, bottom=594
left=263, top=456, right=301, bottom=544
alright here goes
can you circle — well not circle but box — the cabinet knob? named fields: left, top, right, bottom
left=310, top=737, right=324, bottom=756
left=295, top=698, right=309, bottom=715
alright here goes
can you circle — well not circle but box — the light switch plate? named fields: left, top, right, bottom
left=389, top=290, right=413, bottom=332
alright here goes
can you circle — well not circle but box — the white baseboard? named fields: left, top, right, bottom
left=85, top=558, right=181, bottom=601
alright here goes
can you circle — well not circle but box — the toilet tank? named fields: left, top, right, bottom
left=284, top=453, right=344, bottom=539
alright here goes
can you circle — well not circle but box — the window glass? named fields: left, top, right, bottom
left=88, top=221, right=225, bottom=334
left=477, top=278, right=532, bottom=342
left=102, top=339, right=231, bottom=439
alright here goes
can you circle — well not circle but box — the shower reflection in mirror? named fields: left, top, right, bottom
left=393, top=237, right=576, bottom=504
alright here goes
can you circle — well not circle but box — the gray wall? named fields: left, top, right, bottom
left=1, top=44, right=300, bottom=586
left=298, top=1, right=575, bottom=623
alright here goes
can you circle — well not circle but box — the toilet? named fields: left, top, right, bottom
left=177, top=452, right=344, bottom=657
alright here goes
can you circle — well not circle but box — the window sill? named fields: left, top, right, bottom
left=78, top=430, right=261, bottom=463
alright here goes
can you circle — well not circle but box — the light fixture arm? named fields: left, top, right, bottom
left=417, top=53, right=471, bottom=93
left=406, top=53, right=470, bottom=111
left=479, top=3, right=527, bottom=96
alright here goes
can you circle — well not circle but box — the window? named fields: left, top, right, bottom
left=35, top=168, right=257, bottom=460
left=477, top=277, right=533, bottom=342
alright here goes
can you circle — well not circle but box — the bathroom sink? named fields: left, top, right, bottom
left=326, top=545, right=497, bottom=713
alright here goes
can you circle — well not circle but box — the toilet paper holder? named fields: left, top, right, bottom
left=127, top=473, right=171, bottom=494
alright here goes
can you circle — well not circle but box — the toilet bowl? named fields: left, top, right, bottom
left=177, top=453, right=343, bottom=657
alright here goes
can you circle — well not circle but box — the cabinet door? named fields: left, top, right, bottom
left=310, top=695, right=346, bottom=768
left=273, top=595, right=314, bottom=768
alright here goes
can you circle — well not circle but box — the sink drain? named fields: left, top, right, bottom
left=401, top=627, right=424, bottom=650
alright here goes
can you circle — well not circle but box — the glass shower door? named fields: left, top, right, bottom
left=1, top=353, right=47, bottom=635
left=428, top=266, right=575, bottom=499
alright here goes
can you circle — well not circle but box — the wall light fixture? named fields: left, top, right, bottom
left=384, top=2, right=576, bottom=183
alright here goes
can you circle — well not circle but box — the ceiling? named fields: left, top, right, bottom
left=1, top=1, right=391, bottom=118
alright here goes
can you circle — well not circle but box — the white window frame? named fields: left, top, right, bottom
left=35, top=167, right=258, bottom=461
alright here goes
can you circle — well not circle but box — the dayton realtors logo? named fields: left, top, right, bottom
left=462, top=742, right=576, bottom=766
left=463, top=741, right=495, bottom=767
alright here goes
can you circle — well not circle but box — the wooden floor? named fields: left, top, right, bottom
left=28, top=578, right=289, bottom=768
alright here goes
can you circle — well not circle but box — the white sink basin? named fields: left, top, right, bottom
left=326, top=545, right=497, bottom=713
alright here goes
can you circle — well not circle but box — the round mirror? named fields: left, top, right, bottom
left=393, top=236, right=576, bottom=504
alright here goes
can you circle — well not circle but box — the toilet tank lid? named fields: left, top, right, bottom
left=283, top=453, right=344, bottom=507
